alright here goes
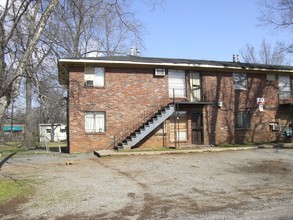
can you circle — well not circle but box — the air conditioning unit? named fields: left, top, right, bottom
left=155, top=68, right=166, bottom=76
left=85, top=80, right=94, bottom=86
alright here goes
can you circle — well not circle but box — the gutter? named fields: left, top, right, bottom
left=58, top=58, right=293, bottom=73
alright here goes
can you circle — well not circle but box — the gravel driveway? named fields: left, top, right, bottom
left=0, top=148, right=293, bottom=219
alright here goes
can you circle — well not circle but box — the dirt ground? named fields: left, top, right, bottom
left=0, top=148, right=293, bottom=220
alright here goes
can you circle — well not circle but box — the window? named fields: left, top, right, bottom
left=84, top=66, right=105, bottom=87
left=233, top=73, right=247, bottom=90
left=168, top=70, right=186, bottom=98
left=170, top=111, right=188, bottom=141
left=46, top=129, right=51, bottom=133
left=85, top=112, right=105, bottom=133
left=235, top=111, right=250, bottom=129
left=279, top=75, right=291, bottom=99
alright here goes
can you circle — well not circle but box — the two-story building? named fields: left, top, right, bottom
left=58, top=56, right=293, bottom=153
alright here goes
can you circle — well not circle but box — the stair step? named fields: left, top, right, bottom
left=115, top=104, right=175, bottom=150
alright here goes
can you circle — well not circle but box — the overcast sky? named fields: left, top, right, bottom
left=132, top=0, right=291, bottom=62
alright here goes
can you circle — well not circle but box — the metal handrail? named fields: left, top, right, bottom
left=109, top=88, right=188, bottom=149
left=109, top=98, right=171, bottom=149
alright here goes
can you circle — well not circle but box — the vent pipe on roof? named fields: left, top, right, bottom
left=232, top=54, right=240, bottom=62
left=130, top=48, right=135, bottom=56
left=130, top=47, right=140, bottom=56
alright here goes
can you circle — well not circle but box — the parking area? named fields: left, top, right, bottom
left=1, top=148, right=293, bottom=219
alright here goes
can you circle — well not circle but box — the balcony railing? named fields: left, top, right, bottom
left=169, top=88, right=186, bottom=99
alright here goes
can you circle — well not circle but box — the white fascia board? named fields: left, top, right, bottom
left=58, top=59, right=293, bottom=73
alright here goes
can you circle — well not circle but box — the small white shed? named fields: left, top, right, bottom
left=39, top=124, right=67, bottom=142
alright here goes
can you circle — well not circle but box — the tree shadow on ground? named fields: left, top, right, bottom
left=0, top=152, right=17, bottom=170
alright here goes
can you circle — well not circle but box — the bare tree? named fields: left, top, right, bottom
left=1, top=0, right=157, bottom=147
left=0, top=0, right=59, bottom=124
left=258, top=0, right=292, bottom=54
left=240, top=40, right=291, bottom=65
left=48, top=0, right=144, bottom=58
left=258, top=0, right=293, bottom=30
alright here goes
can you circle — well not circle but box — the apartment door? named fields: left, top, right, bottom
left=190, top=72, right=201, bottom=102
left=191, top=112, right=204, bottom=144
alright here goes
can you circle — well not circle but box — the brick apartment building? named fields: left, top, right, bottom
left=58, top=56, right=293, bottom=153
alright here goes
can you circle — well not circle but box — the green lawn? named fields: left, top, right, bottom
left=0, top=179, right=35, bottom=204
left=0, top=141, right=67, bottom=157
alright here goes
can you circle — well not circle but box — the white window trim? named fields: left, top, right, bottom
left=85, top=112, right=105, bottom=133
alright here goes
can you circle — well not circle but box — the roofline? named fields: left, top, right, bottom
left=58, top=58, right=293, bottom=73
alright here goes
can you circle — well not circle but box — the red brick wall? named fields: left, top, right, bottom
left=202, top=72, right=279, bottom=145
left=68, top=66, right=170, bottom=152
left=68, top=66, right=283, bottom=152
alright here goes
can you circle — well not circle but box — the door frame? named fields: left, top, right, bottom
left=191, top=112, right=204, bottom=144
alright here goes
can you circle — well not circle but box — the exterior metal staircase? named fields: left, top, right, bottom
left=115, top=104, right=175, bottom=150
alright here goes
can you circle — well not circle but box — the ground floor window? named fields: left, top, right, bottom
left=85, top=112, right=105, bottom=133
left=170, top=111, right=188, bottom=141
left=235, top=111, right=250, bottom=129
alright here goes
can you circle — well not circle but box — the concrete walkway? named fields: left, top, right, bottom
left=94, top=142, right=293, bottom=158
left=93, top=143, right=282, bottom=157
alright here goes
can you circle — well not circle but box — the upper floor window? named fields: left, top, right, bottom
left=233, top=73, right=247, bottom=90
left=168, top=70, right=186, bottom=98
left=84, top=66, right=105, bottom=87
left=85, top=112, right=105, bottom=133
left=279, top=75, right=291, bottom=99
left=235, top=111, right=250, bottom=129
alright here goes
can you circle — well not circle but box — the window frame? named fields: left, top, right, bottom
left=168, top=70, right=186, bottom=98
left=84, top=112, right=106, bottom=134
left=84, top=66, right=105, bottom=87
left=235, top=111, right=250, bottom=129
left=278, top=75, right=292, bottom=100
left=233, top=73, right=248, bottom=90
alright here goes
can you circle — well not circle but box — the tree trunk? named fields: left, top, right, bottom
left=24, top=74, right=34, bottom=148
left=0, top=0, right=59, bottom=122
left=0, top=95, right=9, bottom=122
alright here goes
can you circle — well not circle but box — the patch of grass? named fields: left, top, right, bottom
left=0, top=141, right=68, bottom=157
left=217, top=143, right=257, bottom=148
left=0, top=179, right=35, bottom=204
left=0, top=142, right=23, bottom=156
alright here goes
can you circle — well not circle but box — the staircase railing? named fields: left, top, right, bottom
left=109, top=98, right=171, bottom=149
left=109, top=89, right=189, bottom=150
